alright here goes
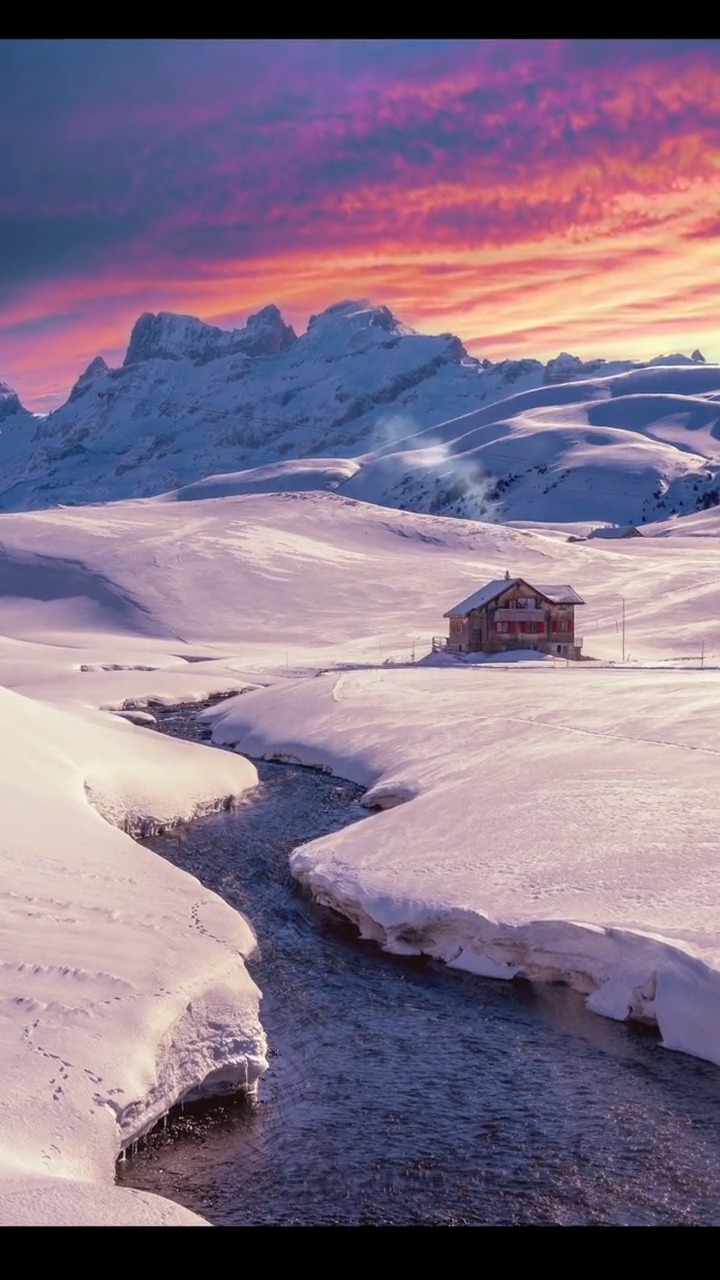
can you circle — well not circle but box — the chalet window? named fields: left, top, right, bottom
left=496, top=621, right=509, bottom=633
left=560, top=618, right=570, bottom=631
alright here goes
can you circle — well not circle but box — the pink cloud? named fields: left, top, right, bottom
left=5, top=40, right=720, bottom=408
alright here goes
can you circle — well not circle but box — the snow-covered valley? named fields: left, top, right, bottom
left=2, top=306, right=720, bottom=1223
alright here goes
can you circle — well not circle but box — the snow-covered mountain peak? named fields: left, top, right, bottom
left=307, top=299, right=408, bottom=332
left=66, top=355, right=111, bottom=404
left=544, top=352, right=606, bottom=384
left=240, top=303, right=297, bottom=356
left=300, top=298, right=468, bottom=365
left=647, top=352, right=702, bottom=368
left=5, top=296, right=720, bottom=528
left=304, top=296, right=417, bottom=340
left=123, top=305, right=297, bottom=367
left=124, top=311, right=219, bottom=365
left=82, top=356, right=109, bottom=379
left=0, top=381, right=29, bottom=422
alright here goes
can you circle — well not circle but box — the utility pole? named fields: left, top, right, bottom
left=621, top=595, right=626, bottom=663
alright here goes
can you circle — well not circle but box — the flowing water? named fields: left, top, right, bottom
left=118, top=704, right=720, bottom=1225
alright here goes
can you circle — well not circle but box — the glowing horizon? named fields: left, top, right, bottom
left=3, top=39, right=720, bottom=412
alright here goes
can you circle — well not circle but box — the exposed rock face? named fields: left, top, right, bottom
left=544, top=352, right=608, bottom=384
left=67, top=357, right=111, bottom=403
left=0, top=381, right=25, bottom=421
left=239, top=305, right=297, bottom=357
left=123, top=306, right=297, bottom=367
left=82, top=356, right=110, bottom=378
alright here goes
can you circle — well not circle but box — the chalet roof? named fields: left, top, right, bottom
left=444, top=578, right=522, bottom=618
left=444, top=577, right=584, bottom=618
left=534, top=584, right=585, bottom=605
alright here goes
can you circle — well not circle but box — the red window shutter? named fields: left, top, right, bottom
left=552, top=620, right=558, bottom=633
left=508, top=622, right=516, bottom=634
left=519, top=621, right=527, bottom=633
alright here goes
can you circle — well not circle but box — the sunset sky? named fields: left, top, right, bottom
left=4, top=38, right=720, bottom=412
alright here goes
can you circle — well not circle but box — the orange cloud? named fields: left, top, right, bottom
left=4, top=40, right=720, bottom=408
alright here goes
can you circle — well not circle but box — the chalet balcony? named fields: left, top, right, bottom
left=494, top=607, right=546, bottom=621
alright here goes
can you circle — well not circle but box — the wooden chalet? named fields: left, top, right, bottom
left=443, top=572, right=585, bottom=659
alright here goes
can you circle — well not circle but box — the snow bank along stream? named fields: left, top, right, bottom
left=0, top=688, right=265, bottom=1227
left=120, top=703, right=720, bottom=1226
left=200, top=666, right=720, bottom=1074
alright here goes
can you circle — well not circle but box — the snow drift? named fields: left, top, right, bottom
left=0, top=687, right=264, bottom=1226
left=202, top=665, right=720, bottom=1070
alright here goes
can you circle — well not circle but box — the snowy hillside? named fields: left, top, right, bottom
left=343, top=362, right=720, bottom=526
left=1, top=484, right=720, bottom=1222
left=1, top=486, right=718, bottom=679
left=5, top=299, right=706, bottom=521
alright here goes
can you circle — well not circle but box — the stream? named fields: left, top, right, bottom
left=118, top=703, right=720, bottom=1225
